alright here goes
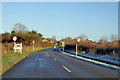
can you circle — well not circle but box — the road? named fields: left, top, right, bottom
left=2, top=48, right=119, bottom=78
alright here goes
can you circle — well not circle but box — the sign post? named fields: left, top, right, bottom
left=76, top=38, right=81, bottom=56
left=13, top=36, right=22, bottom=53
left=33, top=41, right=35, bottom=51
left=13, top=36, right=17, bottom=52
left=62, top=42, right=65, bottom=52
left=76, top=44, right=78, bottom=56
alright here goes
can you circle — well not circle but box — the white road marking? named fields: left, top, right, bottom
left=59, top=49, right=120, bottom=70
left=48, top=54, right=49, bottom=57
left=70, top=55, right=120, bottom=70
left=53, top=58, right=56, bottom=61
left=63, top=66, right=71, bottom=72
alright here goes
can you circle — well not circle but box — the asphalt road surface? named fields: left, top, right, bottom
left=2, top=48, right=119, bottom=78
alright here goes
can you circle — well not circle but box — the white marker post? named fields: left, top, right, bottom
left=76, top=38, right=81, bottom=56
left=33, top=41, right=35, bottom=51
left=62, top=42, right=65, bottom=52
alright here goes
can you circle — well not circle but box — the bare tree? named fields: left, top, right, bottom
left=51, top=36, right=57, bottom=43
left=110, top=34, right=118, bottom=42
left=64, top=37, right=72, bottom=43
left=60, top=37, right=74, bottom=43
left=99, top=36, right=108, bottom=44
left=12, top=23, right=28, bottom=33
left=77, top=33, right=88, bottom=41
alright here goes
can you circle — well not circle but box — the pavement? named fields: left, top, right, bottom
left=2, top=48, right=119, bottom=78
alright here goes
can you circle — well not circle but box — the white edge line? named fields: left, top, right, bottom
left=73, top=55, right=120, bottom=70
left=59, top=49, right=120, bottom=70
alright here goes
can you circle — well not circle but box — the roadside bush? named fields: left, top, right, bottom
left=2, top=43, right=45, bottom=55
left=2, top=43, right=14, bottom=55
left=95, top=48, right=106, bottom=55
left=79, top=46, right=90, bottom=53
left=65, top=44, right=120, bottom=55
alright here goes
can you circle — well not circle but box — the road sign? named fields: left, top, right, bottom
left=51, top=41, right=53, bottom=43
left=13, top=36, right=17, bottom=41
left=33, top=41, right=35, bottom=44
left=76, top=38, right=81, bottom=56
left=14, top=43, right=22, bottom=53
left=77, top=38, right=81, bottom=43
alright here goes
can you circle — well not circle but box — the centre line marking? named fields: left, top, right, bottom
left=53, top=58, right=56, bottom=61
left=63, top=66, right=71, bottom=72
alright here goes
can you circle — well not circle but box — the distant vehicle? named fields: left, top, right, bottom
left=54, top=43, right=57, bottom=48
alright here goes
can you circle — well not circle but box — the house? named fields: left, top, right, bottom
left=112, top=40, right=120, bottom=47
left=92, top=42, right=97, bottom=45
left=42, top=38, right=48, bottom=42
left=84, top=39, right=92, bottom=44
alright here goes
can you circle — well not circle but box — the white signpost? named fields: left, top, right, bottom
left=13, top=36, right=22, bottom=53
left=62, top=42, right=65, bottom=51
left=33, top=41, right=35, bottom=51
left=76, top=38, right=81, bottom=56
left=76, top=44, right=78, bottom=56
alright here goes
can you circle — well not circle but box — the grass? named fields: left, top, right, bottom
left=2, top=48, right=45, bottom=75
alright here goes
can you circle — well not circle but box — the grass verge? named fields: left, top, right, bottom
left=2, top=48, right=45, bottom=75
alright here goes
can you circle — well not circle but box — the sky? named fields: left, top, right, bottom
left=2, top=2, right=118, bottom=41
